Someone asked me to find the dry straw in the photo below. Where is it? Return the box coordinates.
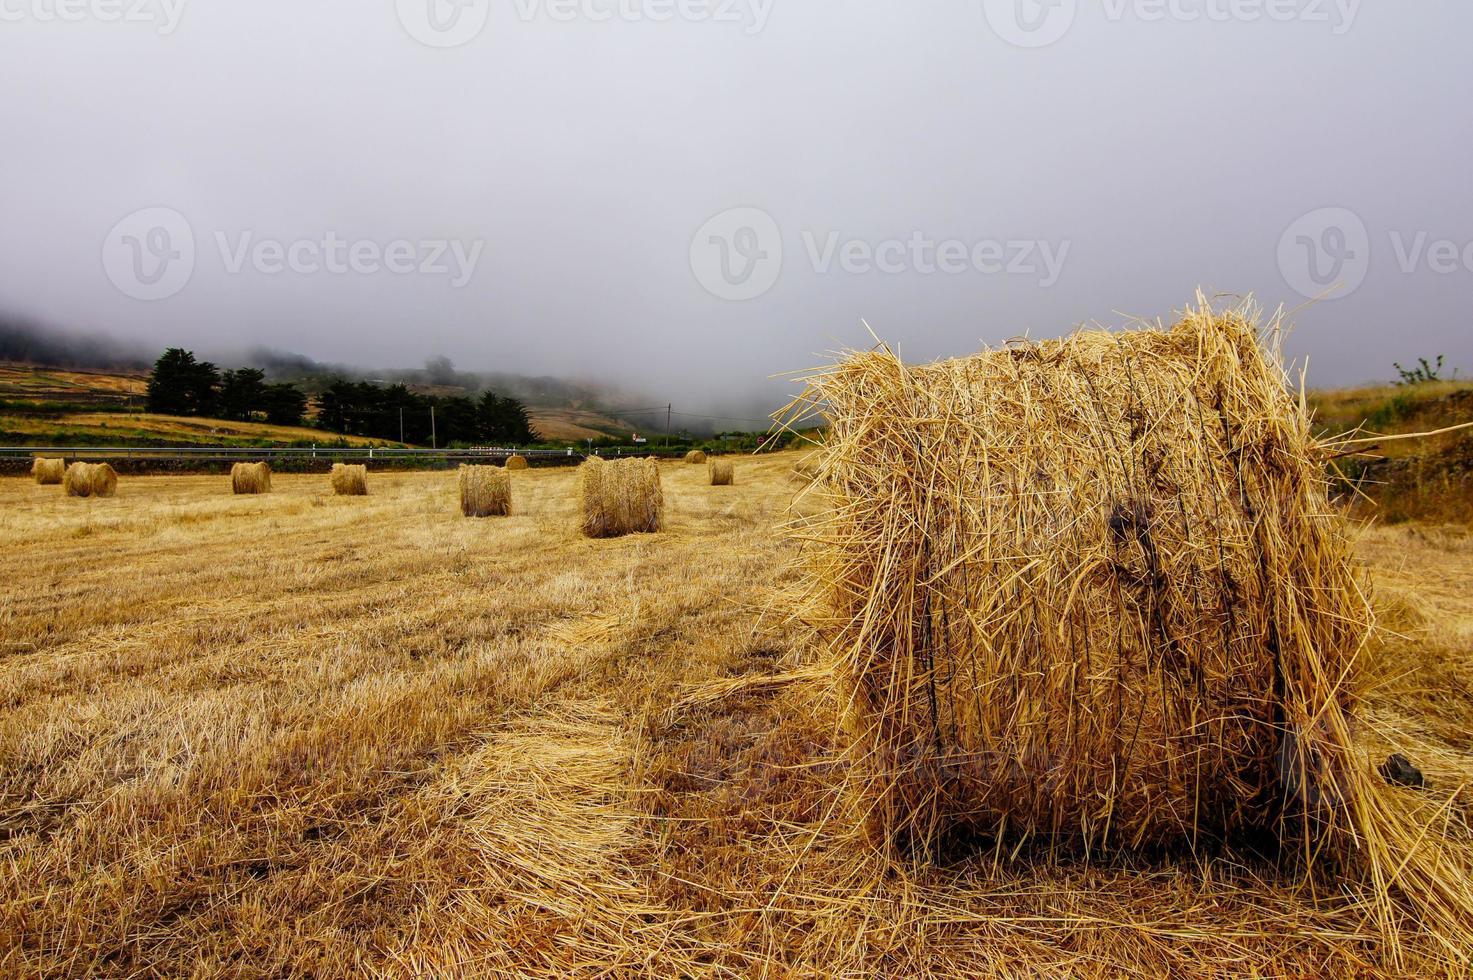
[459,464,511,517]
[579,456,663,537]
[505,455,530,471]
[231,461,272,495]
[31,457,65,485]
[62,462,117,498]
[684,449,707,464]
[708,458,734,486]
[330,463,368,496]
[782,294,1473,960]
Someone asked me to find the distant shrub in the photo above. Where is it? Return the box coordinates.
[1395,355,1455,386]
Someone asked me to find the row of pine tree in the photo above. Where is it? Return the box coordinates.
[145,348,538,446]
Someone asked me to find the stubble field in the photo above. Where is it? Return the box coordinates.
[2,455,1471,977]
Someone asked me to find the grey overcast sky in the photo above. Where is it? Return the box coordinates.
[0,1,1469,414]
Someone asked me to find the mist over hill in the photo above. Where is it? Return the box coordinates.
[0,315,154,372]
[0,315,775,436]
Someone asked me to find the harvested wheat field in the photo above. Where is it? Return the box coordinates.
[2,454,1472,976]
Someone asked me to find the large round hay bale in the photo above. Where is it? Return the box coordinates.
[63,462,117,498]
[459,464,511,517]
[31,457,65,485]
[579,456,662,538]
[792,300,1375,858]
[330,463,368,496]
[708,458,734,486]
[231,461,272,494]
[63,462,94,497]
[505,455,530,471]
[90,463,118,497]
[684,449,707,464]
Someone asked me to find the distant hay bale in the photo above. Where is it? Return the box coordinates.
[579,456,662,538]
[787,295,1473,943]
[708,458,734,486]
[459,464,511,517]
[684,450,707,464]
[330,463,368,496]
[231,461,272,495]
[31,457,65,485]
[505,455,530,471]
[63,462,117,498]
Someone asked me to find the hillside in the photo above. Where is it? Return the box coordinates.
[0,362,638,446]
[0,411,398,449]
[1307,379,1473,523]
[0,362,147,409]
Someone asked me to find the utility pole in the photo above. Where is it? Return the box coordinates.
[665,403,671,447]
[399,407,404,445]
[430,405,437,449]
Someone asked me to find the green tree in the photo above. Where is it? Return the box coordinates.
[262,383,307,427]
[146,348,219,416]
[476,391,538,445]
[218,368,268,421]
[435,396,480,446]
